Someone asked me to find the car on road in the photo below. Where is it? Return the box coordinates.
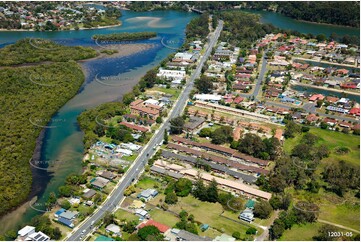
[81,229,86,234]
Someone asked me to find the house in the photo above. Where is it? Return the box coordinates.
[184,116,205,131]
[306,114,319,124]
[233,96,244,104]
[339,121,352,129]
[138,220,170,233]
[54,208,66,218]
[134,209,149,218]
[18,226,36,240]
[174,229,212,241]
[130,99,161,120]
[91,177,110,189]
[157,68,186,80]
[309,94,325,102]
[326,96,339,103]
[340,82,358,89]
[25,231,50,241]
[121,143,142,151]
[214,234,236,241]
[100,170,116,180]
[350,107,360,116]
[239,208,254,223]
[323,117,337,126]
[83,189,96,199]
[68,197,81,206]
[106,224,121,236]
[59,210,78,220]
[119,122,149,133]
[58,217,74,228]
[194,94,222,102]
[173,52,195,63]
[137,189,158,201]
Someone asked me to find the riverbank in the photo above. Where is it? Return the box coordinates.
[291,82,359,96]
[0,22,122,32]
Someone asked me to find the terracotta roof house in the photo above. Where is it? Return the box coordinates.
[309,94,325,102]
[306,114,318,123]
[349,107,360,116]
[138,220,170,233]
[326,96,339,103]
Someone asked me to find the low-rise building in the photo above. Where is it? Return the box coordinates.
[137,189,158,201]
[239,208,254,223]
[106,224,121,236]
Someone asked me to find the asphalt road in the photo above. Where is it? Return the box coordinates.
[66,20,223,241]
[233,50,268,100]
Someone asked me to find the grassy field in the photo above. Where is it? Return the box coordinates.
[286,187,360,232]
[135,176,161,190]
[148,208,180,227]
[114,208,138,222]
[284,127,360,166]
[150,87,182,100]
[280,222,323,241]
[167,195,256,237]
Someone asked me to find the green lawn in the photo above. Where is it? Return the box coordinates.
[151,87,181,100]
[148,208,180,227]
[284,127,360,166]
[122,154,138,162]
[136,176,161,190]
[286,187,360,231]
[114,208,139,222]
[167,195,256,237]
[280,222,323,241]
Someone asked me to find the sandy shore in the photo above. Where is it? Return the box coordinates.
[80,43,155,63]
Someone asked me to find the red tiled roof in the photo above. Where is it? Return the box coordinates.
[171,136,269,167]
[130,99,144,107]
[131,105,159,115]
[138,220,170,233]
[350,107,360,116]
[119,122,149,132]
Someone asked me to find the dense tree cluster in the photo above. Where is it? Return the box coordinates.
[233,133,281,160]
[0,39,97,66]
[78,102,127,149]
[270,204,318,240]
[0,59,88,216]
[192,178,219,203]
[164,178,193,204]
[322,160,360,197]
[185,13,210,40]
[217,11,278,48]
[92,32,157,41]
[175,210,198,235]
[194,75,215,94]
[137,225,164,241]
[169,116,185,134]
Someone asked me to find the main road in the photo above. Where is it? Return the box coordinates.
[66,20,223,241]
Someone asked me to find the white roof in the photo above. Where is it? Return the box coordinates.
[106,224,121,234]
[194,94,222,101]
[18,226,35,237]
[26,231,50,241]
[121,143,142,151]
[115,148,133,156]
[174,52,193,60]
[135,209,148,216]
[144,99,159,105]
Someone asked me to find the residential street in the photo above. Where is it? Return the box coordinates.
[66,20,224,241]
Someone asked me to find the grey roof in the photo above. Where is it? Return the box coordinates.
[59,210,78,220]
[91,177,109,188]
[83,189,96,199]
[184,116,205,130]
[161,150,256,184]
[138,189,158,198]
[100,170,116,180]
[150,165,183,179]
[177,230,212,241]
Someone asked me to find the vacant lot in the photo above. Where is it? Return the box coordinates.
[284,127,360,166]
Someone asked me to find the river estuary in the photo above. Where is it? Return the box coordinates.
[0,8,359,234]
